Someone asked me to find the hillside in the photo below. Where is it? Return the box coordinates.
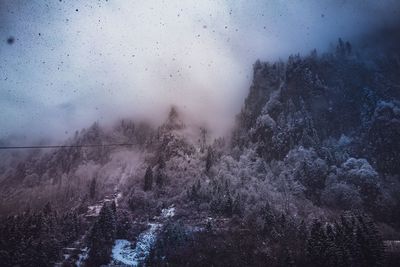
[0,39,399,266]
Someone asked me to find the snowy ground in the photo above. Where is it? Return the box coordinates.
[86,191,123,218]
[161,206,175,218]
[110,205,176,266]
[111,223,161,266]
[75,247,88,267]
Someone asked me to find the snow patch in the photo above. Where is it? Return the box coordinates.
[115,192,123,207]
[86,204,102,217]
[111,223,161,266]
[161,206,175,218]
[112,240,137,266]
[76,247,88,267]
[86,191,123,217]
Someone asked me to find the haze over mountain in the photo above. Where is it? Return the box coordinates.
[1,0,399,140]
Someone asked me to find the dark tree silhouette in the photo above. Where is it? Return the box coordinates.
[89,177,97,199]
[205,146,213,172]
[144,166,153,191]
[86,203,116,267]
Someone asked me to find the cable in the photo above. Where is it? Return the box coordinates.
[0,143,135,150]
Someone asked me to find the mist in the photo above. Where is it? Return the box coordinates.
[1,0,399,142]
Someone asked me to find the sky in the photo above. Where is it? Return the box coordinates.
[0,0,399,142]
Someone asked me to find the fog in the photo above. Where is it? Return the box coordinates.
[0,0,399,142]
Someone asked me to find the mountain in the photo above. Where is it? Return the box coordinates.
[0,37,399,266]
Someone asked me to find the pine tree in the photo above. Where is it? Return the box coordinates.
[89,177,96,199]
[298,220,308,241]
[278,246,296,267]
[232,194,242,216]
[110,201,117,213]
[143,166,153,191]
[356,215,385,267]
[224,189,233,217]
[155,169,164,188]
[205,146,213,172]
[116,210,131,239]
[0,250,11,267]
[262,202,275,235]
[86,203,116,267]
[199,127,208,153]
[306,219,329,267]
[43,202,52,216]
[158,155,166,169]
[155,156,166,188]
[333,218,352,267]
[325,224,340,267]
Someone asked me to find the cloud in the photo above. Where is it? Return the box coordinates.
[0,0,399,141]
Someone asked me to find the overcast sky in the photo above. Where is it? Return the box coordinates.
[0,0,399,141]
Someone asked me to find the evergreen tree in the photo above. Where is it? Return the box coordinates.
[116,210,131,239]
[143,166,153,191]
[333,217,353,267]
[155,169,164,188]
[155,156,166,188]
[305,213,386,267]
[89,177,96,199]
[86,203,116,267]
[158,154,166,169]
[262,202,275,235]
[278,246,296,267]
[0,204,82,267]
[43,202,52,216]
[306,219,329,267]
[224,189,233,217]
[232,194,242,216]
[298,220,308,241]
[205,146,213,172]
[356,215,385,267]
[110,200,117,213]
[199,127,208,153]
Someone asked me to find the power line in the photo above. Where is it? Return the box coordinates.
[0,143,135,150]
